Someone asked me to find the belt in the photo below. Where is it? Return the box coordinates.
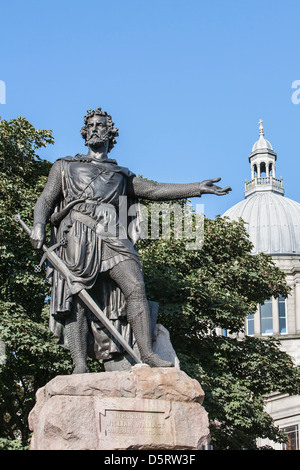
[71,210,117,238]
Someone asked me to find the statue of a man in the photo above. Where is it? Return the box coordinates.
[30,107,231,373]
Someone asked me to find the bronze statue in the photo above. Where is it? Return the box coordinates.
[30,107,231,373]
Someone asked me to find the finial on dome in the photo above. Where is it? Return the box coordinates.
[259,119,264,136]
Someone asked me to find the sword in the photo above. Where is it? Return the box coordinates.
[14,214,142,365]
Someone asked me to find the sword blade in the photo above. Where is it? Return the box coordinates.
[78,289,141,363]
[14,214,141,364]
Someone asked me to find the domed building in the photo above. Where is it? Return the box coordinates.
[223,120,300,450]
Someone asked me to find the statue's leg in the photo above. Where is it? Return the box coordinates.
[65,296,89,374]
[108,260,173,368]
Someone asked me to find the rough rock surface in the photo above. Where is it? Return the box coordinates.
[29,365,210,450]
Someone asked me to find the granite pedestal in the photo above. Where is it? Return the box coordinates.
[29,365,210,450]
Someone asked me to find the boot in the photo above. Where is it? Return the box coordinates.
[127,301,173,368]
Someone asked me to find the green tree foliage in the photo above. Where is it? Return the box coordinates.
[0,117,299,449]
[0,117,73,449]
[137,207,300,449]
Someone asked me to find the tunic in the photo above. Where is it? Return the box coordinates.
[35,153,202,360]
[47,155,143,360]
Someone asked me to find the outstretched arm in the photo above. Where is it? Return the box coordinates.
[30,160,63,249]
[126,176,231,201]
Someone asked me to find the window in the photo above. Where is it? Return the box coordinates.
[260,162,266,176]
[248,297,287,336]
[278,295,287,334]
[282,425,299,450]
[269,162,273,176]
[260,298,273,334]
[247,314,255,336]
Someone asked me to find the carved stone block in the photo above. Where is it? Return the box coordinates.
[28,365,210,450]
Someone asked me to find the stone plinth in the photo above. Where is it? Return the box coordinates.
[28,365,210,450]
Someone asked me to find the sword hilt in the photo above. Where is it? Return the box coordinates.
[14,214,32,237]
[15,214,48,253]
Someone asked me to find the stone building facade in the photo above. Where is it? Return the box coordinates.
[223,120,300,450]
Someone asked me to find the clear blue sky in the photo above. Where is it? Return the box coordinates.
[1,0,300,218]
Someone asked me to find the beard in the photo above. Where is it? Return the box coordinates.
[85,132,109,148]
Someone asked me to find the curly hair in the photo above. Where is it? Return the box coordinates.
[80,107,119,153]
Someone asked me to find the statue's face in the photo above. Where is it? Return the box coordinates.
[85,115,108,148]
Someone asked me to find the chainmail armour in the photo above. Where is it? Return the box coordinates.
[34,159,202,224]
[33,155,202,371]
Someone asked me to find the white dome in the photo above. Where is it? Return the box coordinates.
[252,135,273,152]
[223,192,300,255]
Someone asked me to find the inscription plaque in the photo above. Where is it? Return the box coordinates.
[100,410,166,437]
[94,397,172,449]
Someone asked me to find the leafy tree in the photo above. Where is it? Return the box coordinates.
[137,208,300,449]
[0,116,299,450]
[0,117,74,449]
